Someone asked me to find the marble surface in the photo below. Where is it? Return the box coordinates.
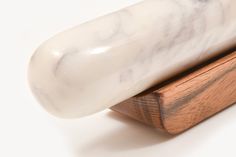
[29,0,236,118]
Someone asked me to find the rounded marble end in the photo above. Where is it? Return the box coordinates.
[28,0,236,118]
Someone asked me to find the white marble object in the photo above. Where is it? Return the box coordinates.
[28,0,236,118]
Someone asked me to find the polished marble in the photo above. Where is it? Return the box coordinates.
[29,0,236,118]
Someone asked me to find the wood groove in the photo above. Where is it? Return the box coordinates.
[111,50,236,134]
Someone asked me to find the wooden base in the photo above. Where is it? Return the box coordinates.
[111,49,236,135]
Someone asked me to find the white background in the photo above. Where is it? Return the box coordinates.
[0,0,236,156]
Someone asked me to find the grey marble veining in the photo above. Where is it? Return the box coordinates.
[29,0,236,118]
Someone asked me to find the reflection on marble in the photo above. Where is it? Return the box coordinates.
[28,0,236,118]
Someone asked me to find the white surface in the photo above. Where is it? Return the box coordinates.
[0,0,236,157]
[28,0,236,118]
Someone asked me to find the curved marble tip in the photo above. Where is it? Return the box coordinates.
[28,0,236,118]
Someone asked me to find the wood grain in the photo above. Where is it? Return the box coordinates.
[111,50,236,135]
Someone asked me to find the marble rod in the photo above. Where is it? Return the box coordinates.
[29,0,236,118]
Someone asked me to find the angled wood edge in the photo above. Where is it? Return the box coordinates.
[111,94,164,130]
[111,50,236,135]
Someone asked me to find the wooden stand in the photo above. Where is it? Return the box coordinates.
[111,49,236,135]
